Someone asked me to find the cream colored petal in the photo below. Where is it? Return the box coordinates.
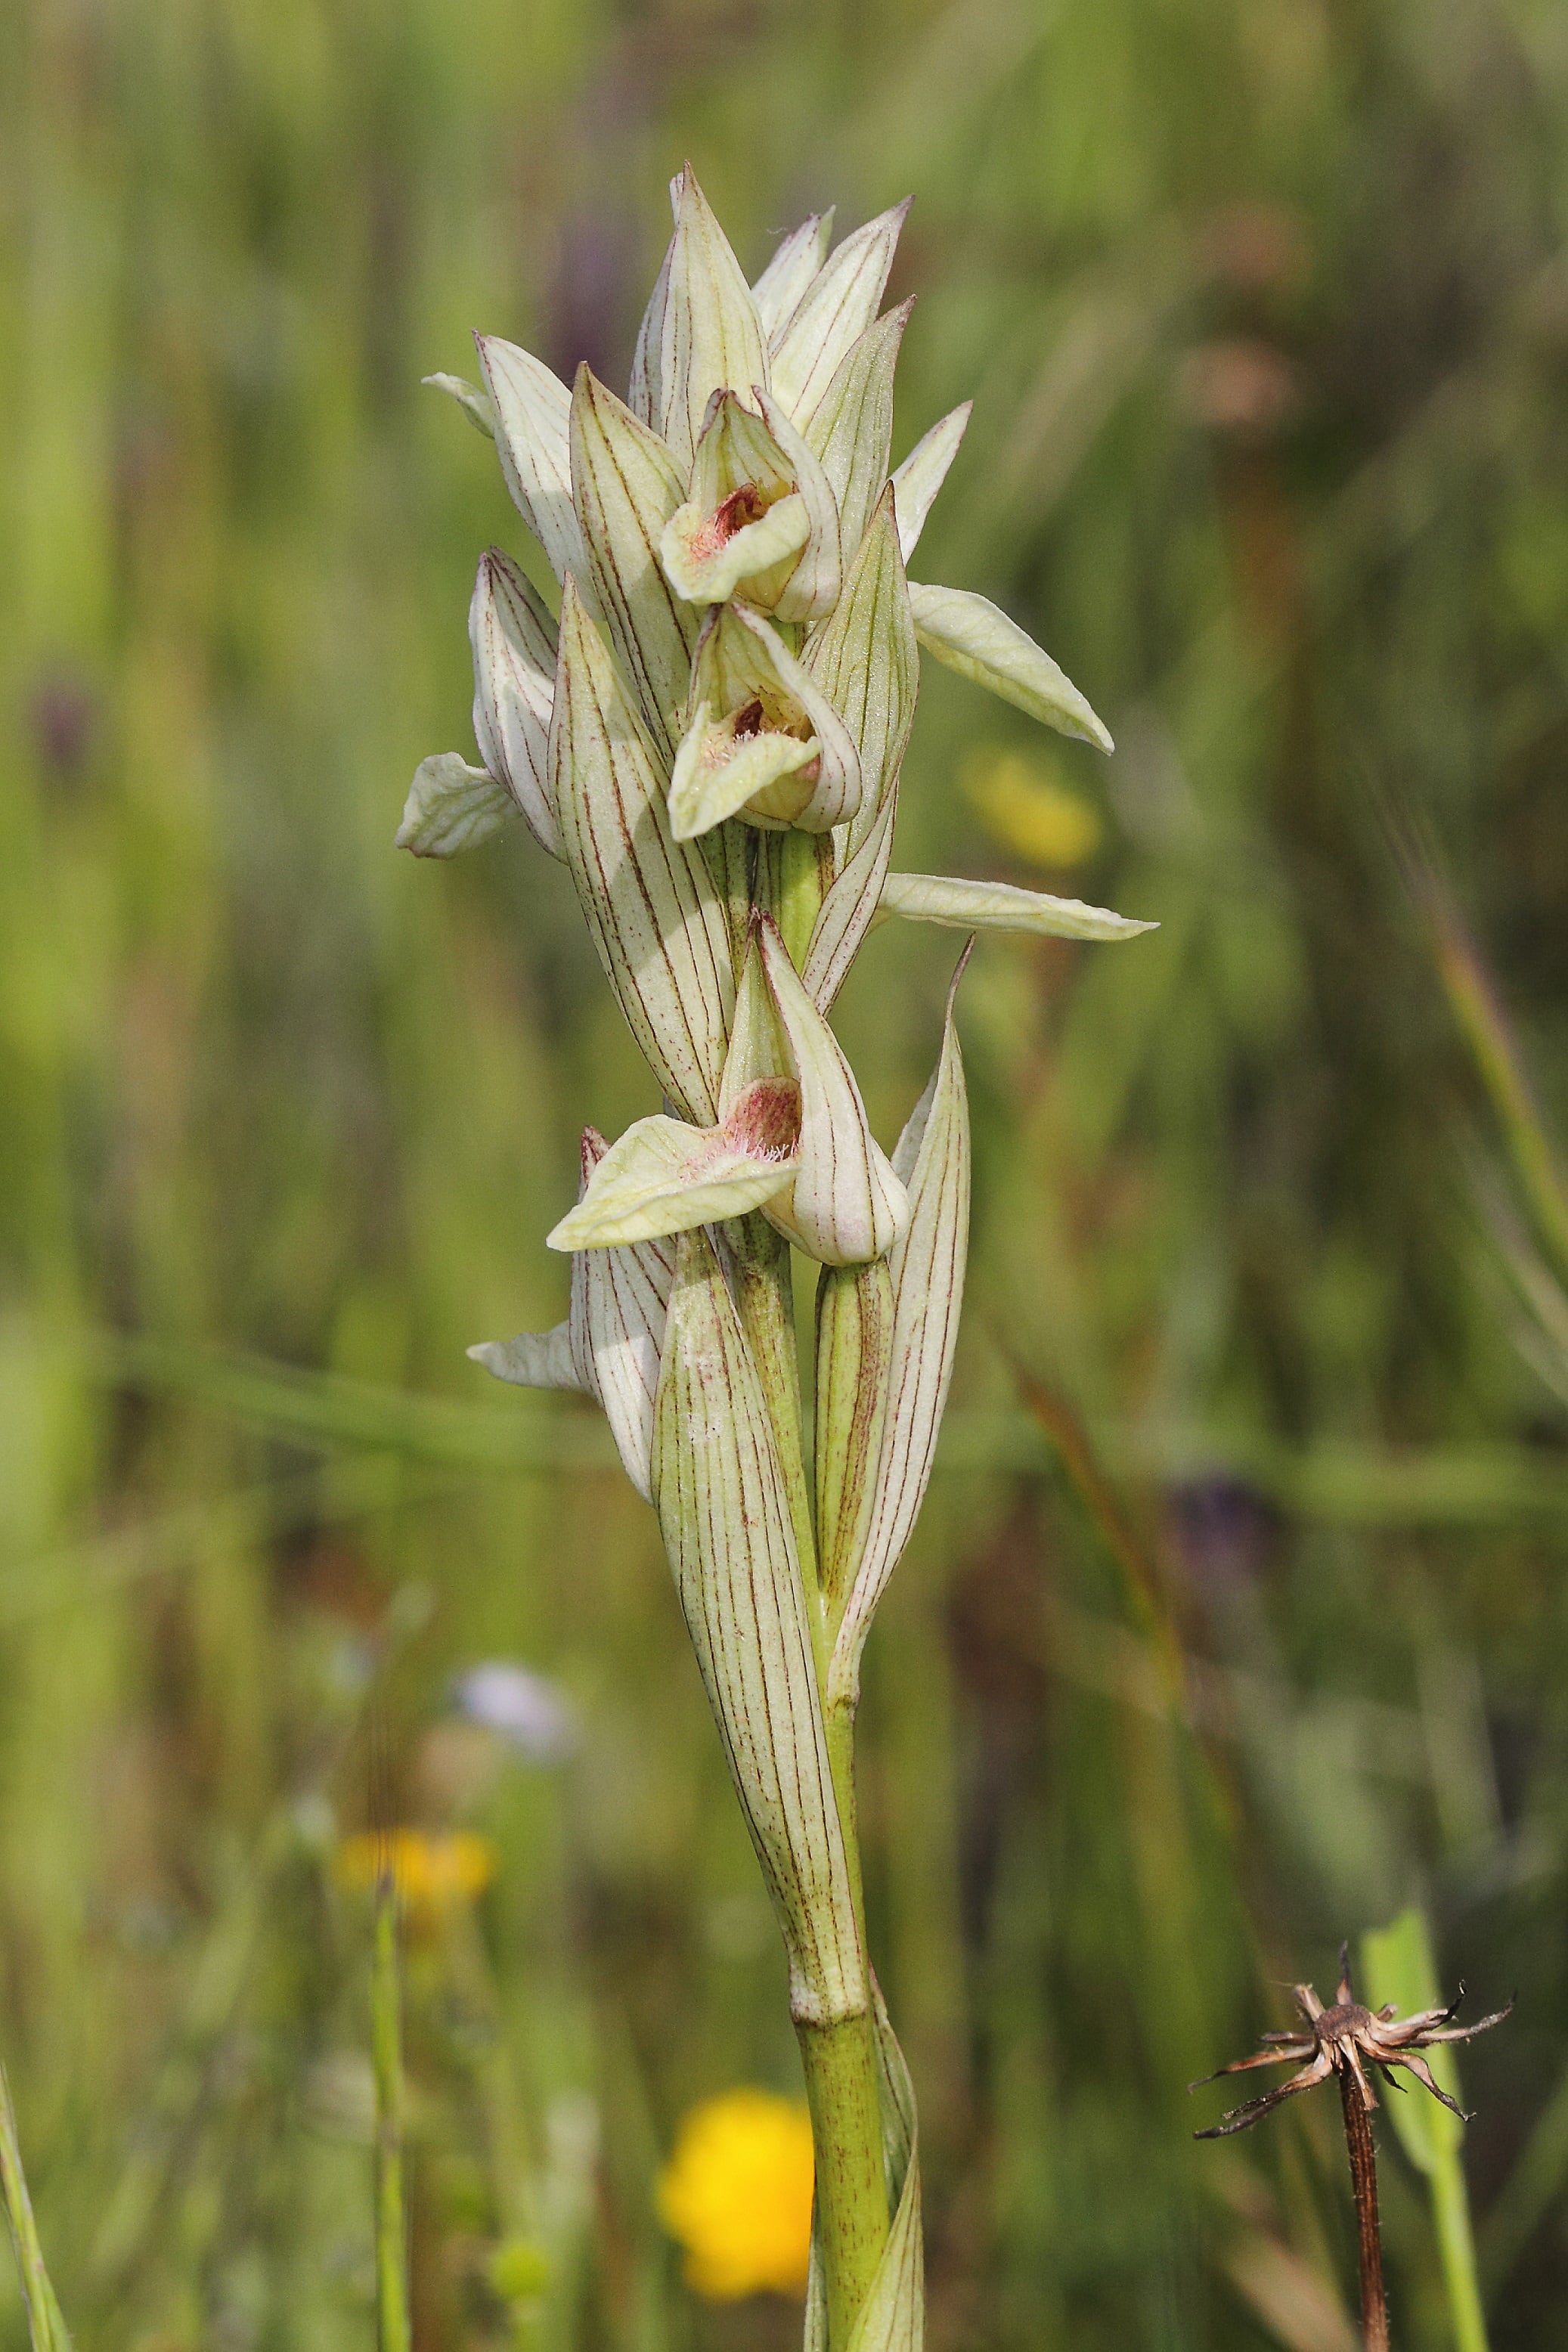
[803,487,918,815]
[469,550,558,857]
[751,210,833,340]
[659,491,810,606]
[628,233,673,426]
[422,370,496,438]
[891,401,971,562]
[668,702,823,841]
[829,957,970,1709]
[657,166,770,472]
[804,299,911,572]
[581,1228,676,1501]
[723,919,909,1266]
[549,582,734,1123]
[395,754,514,857]
[878,871,1155,941]
[769,198,911,425]
[908,582,1114,751]
[801,782,900,1012]
[712,602,863,831]
[547,1083,800,1249]
[475,335,589,591]
[569,365,697,750]
[753,391,842,624]
[652,1227,867,2025]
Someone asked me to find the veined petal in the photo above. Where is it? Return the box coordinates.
[550,581,734,1123]
[547,1080,801,1248]
[658,166,770,473]
[469,550,558,857]
[423,370,496,438]
[628,233,673,426]
[471,1130,675,1500]
[581,1225,676,1500]
[879,871,1156,941]
[908,582,1114,751]
[652,1228,866,2025]
[803,487,918,816]
[801,782,900,1012]
[804,299,911,573]
[769,198,911,426]
[475,335,588,591]
[828,955,969,1708]
[891,401,970,562]
[683,603,862,834]
[668,701,823,841]
[569,365,697,749]
[723,917,909,1266]
[660,488,810,606]
[663,389,840,620]
[751,210,833,341]
[753,390,841,623]
[395,754,514,857]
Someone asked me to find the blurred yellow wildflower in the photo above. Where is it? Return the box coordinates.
[963,744,1102,870]
[333,1827,497,1923]
[657,2087,814,2300]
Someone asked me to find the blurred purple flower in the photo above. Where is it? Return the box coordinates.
[451,1660,578,1762]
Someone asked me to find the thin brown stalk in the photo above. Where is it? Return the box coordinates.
[1339,2072,1389,2352]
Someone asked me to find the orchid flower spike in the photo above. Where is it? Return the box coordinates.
[411,167,1157,2352]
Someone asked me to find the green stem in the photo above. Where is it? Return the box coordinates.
[371,1880,413,2352]
[795,2011,888,2348]
[0,2062,72,2352]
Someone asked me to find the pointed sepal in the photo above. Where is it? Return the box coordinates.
[769,200,911,426]
[804,299,911,575]
[655,166,770,473]
[878,872,1155,941]
[475,335,588,591]
[828,953,971,1708]
[722,917,909,1266]
[891,402,970,561]
[801,784,901,1013]
[549,581,734,1123]
[469,550,558,856]
[804,486,918,817]
[908,583,1113,751]
[569,364,697,749]
[651,1228,867,2024]
[752,211,834,341]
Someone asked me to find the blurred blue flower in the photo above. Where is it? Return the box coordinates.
[451,1660,578,1762]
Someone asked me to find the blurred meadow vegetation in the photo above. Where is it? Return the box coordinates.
[4,0,1568,2345]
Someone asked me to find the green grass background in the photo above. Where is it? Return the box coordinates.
[3,0,1568,2344]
